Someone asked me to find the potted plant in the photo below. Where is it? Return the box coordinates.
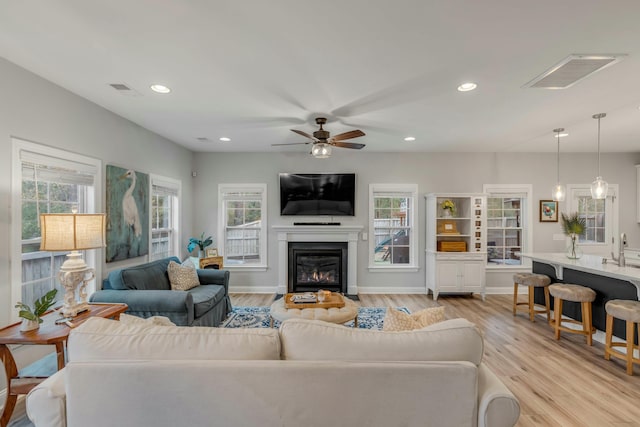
[441,199,456,217]
[187,233,213,258]
[15,289,58,331]
[561,212,586,259]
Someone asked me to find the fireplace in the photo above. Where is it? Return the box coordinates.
[288,242,348,293]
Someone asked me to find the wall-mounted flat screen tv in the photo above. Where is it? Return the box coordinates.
[280,173,355,216]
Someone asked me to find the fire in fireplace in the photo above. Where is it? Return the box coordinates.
[288,242,348,293]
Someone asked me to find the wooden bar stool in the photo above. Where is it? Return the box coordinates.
[548,283,596,345]
[604,299,640,375]
[512,273,552,323]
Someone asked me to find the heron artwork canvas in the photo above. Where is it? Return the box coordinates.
[106,165,149,262]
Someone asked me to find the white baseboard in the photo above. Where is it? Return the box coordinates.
[485,286,515,295]
[229,286,278,294]
[357,286,426,294]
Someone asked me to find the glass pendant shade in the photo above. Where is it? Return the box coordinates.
[591,113,608,200]
[311,143,331,158]
[552,128,565,201]
[553,183,566,202]
[591,176,608,199]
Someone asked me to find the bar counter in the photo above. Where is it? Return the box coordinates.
[521,253,640,341]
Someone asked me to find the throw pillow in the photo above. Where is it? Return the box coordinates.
[119,313,176,326]
[383,306,445,331]
[167,260,200,291]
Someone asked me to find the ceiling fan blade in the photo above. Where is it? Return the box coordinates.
[331,129,365,141]
[291,129,316,140]
[331,141,366,149]
[272,142,312,146]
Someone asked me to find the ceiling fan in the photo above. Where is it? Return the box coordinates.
[272,117,365,158]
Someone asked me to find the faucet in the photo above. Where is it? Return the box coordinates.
[611,232,627,267]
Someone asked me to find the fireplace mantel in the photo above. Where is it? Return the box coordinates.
[273,225,363,295]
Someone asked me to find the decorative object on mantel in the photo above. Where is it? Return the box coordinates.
[552,128,566,202]
[15,289,58,331]
[561,212,586,259]
[40,210,106,316]
[539,200,558,222]
[187,232,213,258]
[441,199,456,217]
[590,113,608,200]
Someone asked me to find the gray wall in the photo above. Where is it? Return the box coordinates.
[0,58,195,326]
[193,151,640,291]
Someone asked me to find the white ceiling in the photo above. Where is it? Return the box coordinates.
[1,1,639,154]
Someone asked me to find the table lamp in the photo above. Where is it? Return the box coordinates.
[40,211,106,317]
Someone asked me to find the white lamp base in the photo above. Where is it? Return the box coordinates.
[58,252,95,317]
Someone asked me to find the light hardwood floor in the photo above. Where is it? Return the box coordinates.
[231,293,640,427]
[8,293,640,427]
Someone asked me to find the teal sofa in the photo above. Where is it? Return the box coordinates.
[90,257,232,326]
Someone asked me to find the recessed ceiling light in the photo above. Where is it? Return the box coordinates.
[404,136,416,141]
[150,84,171,94]
[219,137,231,142]
[457,82,477,92]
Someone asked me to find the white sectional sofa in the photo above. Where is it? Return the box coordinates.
[27,317,520,427]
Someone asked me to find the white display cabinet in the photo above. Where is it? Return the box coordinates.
[425,193,487,300]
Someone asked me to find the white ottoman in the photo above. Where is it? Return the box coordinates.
[269,297,359,327]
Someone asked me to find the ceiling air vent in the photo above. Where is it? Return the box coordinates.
[196,137,210,142]
[522,54,626,89]
[108,83,142,96]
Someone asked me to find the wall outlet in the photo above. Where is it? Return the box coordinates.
[553,234,566,241]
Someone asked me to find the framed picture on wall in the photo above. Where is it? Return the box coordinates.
[539,200,558,222]
[206,248,218,257]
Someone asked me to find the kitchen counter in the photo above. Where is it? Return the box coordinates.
[521,253,639,341]
[520,253,640,298]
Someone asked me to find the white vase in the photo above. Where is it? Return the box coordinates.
[20,318,40,332]
[443,209,452,218]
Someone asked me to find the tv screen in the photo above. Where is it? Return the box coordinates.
[280,173,355,216]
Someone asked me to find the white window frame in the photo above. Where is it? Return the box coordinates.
[368,183,419,271]
[483,184,533,270]
[11,138,102,322]
[150,174,181,261]
[565,184,619,255]
[217,183,267,271]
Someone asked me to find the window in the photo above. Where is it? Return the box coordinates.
[218,184,267,269]
[11,138,101,320]
[368,184,418,270]
[483,184,533,268]
[566,185,618,251]
[150,175,181,260]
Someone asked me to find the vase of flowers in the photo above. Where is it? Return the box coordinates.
[15,289,58,332]
[187,233,213,258]
[441,199,456,218]
[561,212,585,259]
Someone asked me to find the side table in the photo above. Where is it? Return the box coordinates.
[199,256,224,270]
[0,302,127,427]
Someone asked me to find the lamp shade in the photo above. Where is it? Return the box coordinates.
[40,213,106,251]
[311,143,332,158]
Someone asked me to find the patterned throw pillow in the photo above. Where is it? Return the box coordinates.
[167,260,200,291]
[383,306,445,331]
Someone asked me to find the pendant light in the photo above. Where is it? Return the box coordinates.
[552,128,566,201]
[590,113,608,199]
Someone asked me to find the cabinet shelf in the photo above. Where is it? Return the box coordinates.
[426,193,487,302]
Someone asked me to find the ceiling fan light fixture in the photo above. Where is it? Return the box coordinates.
[311,143,331,159]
